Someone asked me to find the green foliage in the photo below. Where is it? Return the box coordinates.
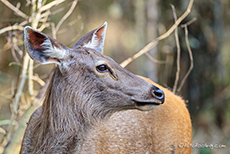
[199,148,212,154]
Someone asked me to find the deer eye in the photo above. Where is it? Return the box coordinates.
[96,64,109,72]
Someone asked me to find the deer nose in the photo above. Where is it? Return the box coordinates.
[152,87,165,104]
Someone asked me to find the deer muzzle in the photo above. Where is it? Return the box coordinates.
[131,86,165,111]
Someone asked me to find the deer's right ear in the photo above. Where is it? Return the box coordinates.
[72,22,107,54]
[24,26,67,65]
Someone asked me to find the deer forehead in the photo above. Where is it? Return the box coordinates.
[71,48,111,65]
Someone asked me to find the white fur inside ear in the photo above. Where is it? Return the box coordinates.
[84,34,100,49]
[83,22,107,53]
[41,39,66,59]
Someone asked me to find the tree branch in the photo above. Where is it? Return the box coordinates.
[177,18,196,92]
[171,4,181,94]
[0,24,24,35]
[145,52,167,64]
[53,0,78,38]
[120,0,194,68]
[0,0,28,19]
[39,0,65,12]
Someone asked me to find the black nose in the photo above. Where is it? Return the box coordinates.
[152,87,165,104]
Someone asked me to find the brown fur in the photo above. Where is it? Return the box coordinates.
[21,75,192,154]
[21,25,192,154]
[80,76,192,154]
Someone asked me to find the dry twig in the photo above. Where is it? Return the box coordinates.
[0,0,28,19]
[145,52,167,64]
[32,75,46,86]
[171,4,181,94]
[120,0,194,68]
[177,18,196,92]
[0,24,24,35]
[53,0,78,38]
[39,0,65,12]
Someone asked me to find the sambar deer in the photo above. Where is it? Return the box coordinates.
[20,22,192,154]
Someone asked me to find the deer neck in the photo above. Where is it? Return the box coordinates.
[37,68,90,152]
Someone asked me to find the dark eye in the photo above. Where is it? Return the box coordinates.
[96,64,108,72]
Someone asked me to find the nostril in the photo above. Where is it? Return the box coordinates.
[152,89,165,104]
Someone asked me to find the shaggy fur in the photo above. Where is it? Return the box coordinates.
[20,24,191,154]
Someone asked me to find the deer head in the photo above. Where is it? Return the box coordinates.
[24,22,164,123]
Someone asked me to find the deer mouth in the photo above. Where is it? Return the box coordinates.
[132,99,162,111]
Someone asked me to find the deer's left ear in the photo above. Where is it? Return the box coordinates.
[73,22,107,54]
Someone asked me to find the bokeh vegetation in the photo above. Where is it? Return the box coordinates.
[0,0,229,153]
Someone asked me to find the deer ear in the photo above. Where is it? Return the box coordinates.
[24,26,67,65]
[73,22,107,54]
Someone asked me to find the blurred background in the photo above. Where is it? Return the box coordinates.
[0,0,229,153]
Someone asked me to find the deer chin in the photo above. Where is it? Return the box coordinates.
[131,99,162,111]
